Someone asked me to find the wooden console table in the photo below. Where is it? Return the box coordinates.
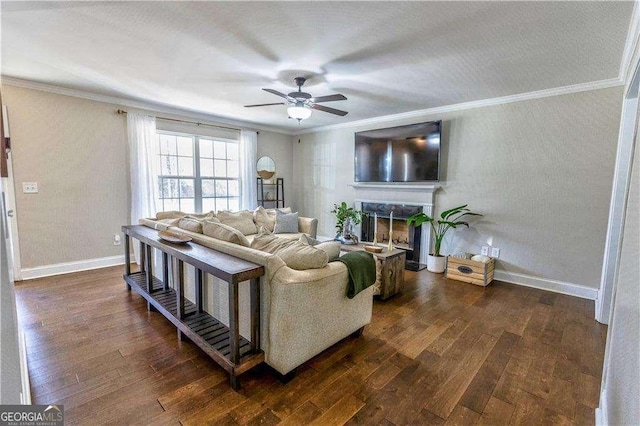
[339,243,406,300]
[121,225,265,390]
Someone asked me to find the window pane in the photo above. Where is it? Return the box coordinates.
[159,178,167,198]
[227,160,239,178]
[202,179,215,197]
[200,159,214,177]
[180,179,194,197]
[227,143,239,160]
[200,139,213,158]
[163,198,180,211]
[161,156,178,176]
[215,180,228,196]
[214,141,226,159]
[177,136,193,157]
[216,198,229,212]
[160,135,177,155]
[165,178,179,198]
[178,157,194,176]
[214,160,227,177]
[228,198,240,212]
[180,198,195,213]
[228,180,240,196]
[202,198,215,212]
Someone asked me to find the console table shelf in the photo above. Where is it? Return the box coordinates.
[121,225,265,390]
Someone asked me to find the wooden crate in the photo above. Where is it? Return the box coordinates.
[445,256,495,287]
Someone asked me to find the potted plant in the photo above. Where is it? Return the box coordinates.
[407,204,482,273]
[331,202,367,244]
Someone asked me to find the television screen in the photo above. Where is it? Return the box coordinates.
[354,121,441,182]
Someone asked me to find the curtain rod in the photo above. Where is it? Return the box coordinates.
[116,109,256,133]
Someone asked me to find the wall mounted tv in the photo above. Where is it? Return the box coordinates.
[354,120,442,182]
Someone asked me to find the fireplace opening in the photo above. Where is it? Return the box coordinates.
[360,202,427,271]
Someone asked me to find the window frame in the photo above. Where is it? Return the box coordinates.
[156,130,241,213]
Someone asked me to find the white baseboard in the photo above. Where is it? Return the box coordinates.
[493,269,598,300]
[20,255,126,280]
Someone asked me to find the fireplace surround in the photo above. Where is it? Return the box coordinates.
[352,183,439,270]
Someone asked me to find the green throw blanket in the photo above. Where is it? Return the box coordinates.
[334,251,376,299]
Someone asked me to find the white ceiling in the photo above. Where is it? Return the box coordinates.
[1,1,634,131]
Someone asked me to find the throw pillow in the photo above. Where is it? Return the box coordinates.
[253,206,275,232]
[217,210,258,235]
[203,220,250,247]
[189,211,216,221]
[298,234,320,246]
[177,217,204,233]
[265,207,292,217]
[156,211,187,220]
[251,233,328,270]
[273,210,299,234]
[298,235,341,261]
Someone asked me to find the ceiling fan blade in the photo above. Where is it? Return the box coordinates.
[312,94,347,103]
[244,102,285,108]
[262,88,290,99]
[312,104,348,116]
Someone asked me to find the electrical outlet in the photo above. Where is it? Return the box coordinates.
[481,246,489,256]
[22,182,38,194]
[113,234,121,246]
[491,247,500,258]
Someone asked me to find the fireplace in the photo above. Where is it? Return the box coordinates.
[352,183,438,270]
[359,202,427,271]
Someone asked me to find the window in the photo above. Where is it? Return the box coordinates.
[157,131,240,213]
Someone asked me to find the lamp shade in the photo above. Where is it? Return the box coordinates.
[287,104,312,120]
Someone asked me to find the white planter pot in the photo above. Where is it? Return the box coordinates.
[427,255,446,273]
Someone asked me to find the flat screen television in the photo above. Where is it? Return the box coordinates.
[354,120,441,182]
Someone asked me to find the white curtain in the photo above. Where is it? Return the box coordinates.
[127,113,158,261]
[239,130,258,210]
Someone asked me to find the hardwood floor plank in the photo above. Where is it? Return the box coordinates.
[477,396,514,425]
[444,404,481,425]
[459,331,519,414]
[14,266,606,425]
[308,394,365,426]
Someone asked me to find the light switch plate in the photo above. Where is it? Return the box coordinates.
[491,247,500,258]
[22,182,38,194]
[481,246,489,256]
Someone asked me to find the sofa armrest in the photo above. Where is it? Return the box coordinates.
[298,217,318,239]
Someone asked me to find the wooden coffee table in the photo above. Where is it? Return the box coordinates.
[339,243,406,300]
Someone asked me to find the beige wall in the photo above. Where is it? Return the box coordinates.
[4,85,129,269]
[292,87,623,289]
[257,130,294,209]
[2,85,292,270]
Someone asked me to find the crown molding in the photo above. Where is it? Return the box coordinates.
[294,77,624,135]
[1,74,624,138]
[0,76,293,135]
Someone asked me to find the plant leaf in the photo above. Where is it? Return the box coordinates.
[440,204,468,220]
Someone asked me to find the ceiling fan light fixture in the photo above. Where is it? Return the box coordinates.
[287,103,312,121]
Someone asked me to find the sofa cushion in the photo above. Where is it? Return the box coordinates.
[251,233,328,270]
[203,220,250,247]
[274,210,299,234]
[299,234,341,262]
[156,210,187,220]
[217,210,258,235]
[253,206,275,232]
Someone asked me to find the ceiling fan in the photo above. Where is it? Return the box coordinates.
[244,77,348,122]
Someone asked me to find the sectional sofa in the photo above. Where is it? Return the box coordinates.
[139,207,374,375]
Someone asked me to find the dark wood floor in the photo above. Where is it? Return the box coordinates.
[15,265,606,425]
